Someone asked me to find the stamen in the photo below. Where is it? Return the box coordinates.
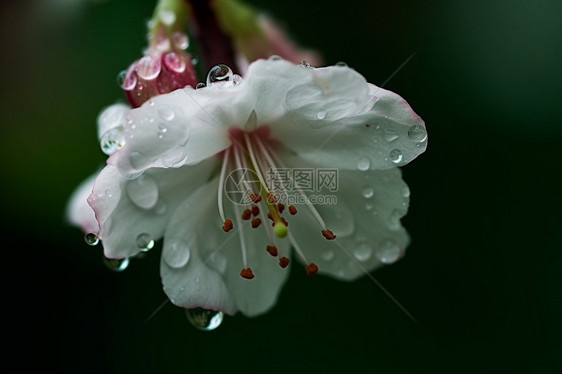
[289,205,297,215]
[278,203,285,213]
[240,268,255,279]
[267,212,273,221]
[217,147,231,224]
[251,218,262,228]
[222,219,233,232]
[251,205,260,216]
[305,263,319,276]
[266,245,278,257]
[267,193,277,204]
[241,209,252,220]
[321,229,337,240]
[250,193,262,203]
[243,133,270,194]
[279,257,290,268]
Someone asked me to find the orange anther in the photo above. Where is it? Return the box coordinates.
[267,193,277,204]
[321,229,336,240]
[305,262,319,275]
[267,212,273,221]
[278,203,285,213]
[222,219,233,232]
[288,205,297,215]
[250,193,262,203]
[252,205,260,216]
[266,245,278,257]
[279,257,290,268]
[281,217,288,227]
[241,209,252,220]
[240,268,255,279]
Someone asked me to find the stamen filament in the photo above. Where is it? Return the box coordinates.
[217,147,231,223]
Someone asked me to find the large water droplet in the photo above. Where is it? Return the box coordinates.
[119,69,137,90]
[185,308,223,331]
[84,233,99,246]
[357,158,370,171]
[389,149,403,164]
[103,256,129,272]
[362,185,374,198]
[100,127,126,155]
[171,31,189,50]
[157,105,175,121]
[136,233,155,252]
[126,175,159,209]
[377,239,401,264]
[136,56,161,80]
[353,242,373,262]
[163,238,190,268]
[408,124,427,143]
[206,64,233,85]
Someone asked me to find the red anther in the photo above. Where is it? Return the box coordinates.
[278,203,285,213]
[305,262,319,275]
[222,219,233,232]
[281,217,288,227]
[267,212,273,221]
[251,218,262,228]
[288,205,297,215]
[266,245,278,257]
[241,209,252,220]
[252,205,260,216]
[267,193,277,204]
[250,193,262,203]
[279,257,290,268]
[321,229,336,240]
[240,268,255,279]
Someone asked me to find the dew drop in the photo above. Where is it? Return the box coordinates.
[300,60,312,68]
[356,158,370,171]
[362,185,374,198]
[401,186,410,198]
[126,175,159,209]
[157,125,168,139]
[136,233,155,252]
[389,149,403,164]
[116,70,127,88]
[171,31,189,50]
[157,104,175,121]
[383,129,399,142]
[335,61,348,67]
[120,69,137,90]
[159,9,176,25]
[232,74,243,85]
[163,238,190,268]
[103,256,129,272]
[196,82,206,89]
[317,111,327,120]
[105,189,113,198]
[206,64,233,85]
[268,55,282,61]
[100,127,126,155]
[387,209,402,231]
[377,239,401,264]
[163,51,186,73]
[136,56,161,80]
[84,233,99,246]
[353,242,373,262]
[185,308,223,331]
[408,124,427,142]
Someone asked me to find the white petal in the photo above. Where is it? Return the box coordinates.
[273,85,427,171]
[282,154,411,280]
[88,157,218,259]
[66,173,99,234]
[161,176,290,316]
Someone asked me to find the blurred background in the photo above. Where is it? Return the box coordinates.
[1,0,561,372]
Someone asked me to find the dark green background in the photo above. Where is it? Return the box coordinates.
[2,0,561,372]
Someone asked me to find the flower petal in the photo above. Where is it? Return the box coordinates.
[281,152,411,280]
[273,85,427,171]
[161,176,290,316]
[88,157,218,259]
[66,173,99,234]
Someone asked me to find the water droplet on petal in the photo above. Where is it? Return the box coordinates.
[353,242,373,262]
[84,233,99,246]
[317,111,327,120]
[377,239,401,264]
[103,256,129,272]
[401,186,410,198]
[120,69,137,90]
[383,129,399,142]
[362,185,374,198]
[300,60,312,68]
[232,74,243,85]
[126,175,159,209]
[157,124,168,139]
[136,233,155,251]
[268,55,282,61]
[206,64,233,85]
[100,127,126,155]
[163,51,186,73]
[163,238,190,268]
[389,149,403,164]
[116,70,127,88]
[335,61,348,67]
[171,31,189,50]
[408,124,427,142]
[157,104,175,121]
[387,209,402,231]
[196,82,206,89]
[357,158,370,171]
[185,308,223,331]
[159,9,176,25]
[136,56,161,80]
